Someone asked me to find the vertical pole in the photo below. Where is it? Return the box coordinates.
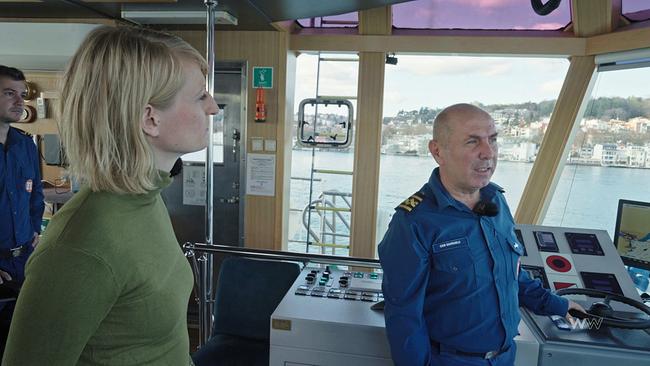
[200,0,217,347]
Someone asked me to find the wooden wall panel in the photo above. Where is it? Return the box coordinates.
[571,0,620,37]
[587,24,650,55]
[290,33,585,56]
[350,7,390,259]
[350,52,385,258]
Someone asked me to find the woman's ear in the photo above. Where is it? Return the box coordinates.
[141,104,160,137]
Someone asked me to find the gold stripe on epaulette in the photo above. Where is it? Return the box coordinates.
[397,193,423,212]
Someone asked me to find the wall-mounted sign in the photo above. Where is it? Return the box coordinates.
[252,67,273,89]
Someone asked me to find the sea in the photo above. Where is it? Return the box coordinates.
[288,149,650,254]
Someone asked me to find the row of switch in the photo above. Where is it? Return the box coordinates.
[304,268,381,288]
[295,285,383,302]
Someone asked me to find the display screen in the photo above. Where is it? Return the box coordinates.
[614,199,650,271]
[521,265,550,289]
[534,231,559,252]
[580,271,624,296]
[565,232,604,256]
[514,229,527,256]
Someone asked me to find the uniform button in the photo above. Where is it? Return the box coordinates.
[452,266,458,271]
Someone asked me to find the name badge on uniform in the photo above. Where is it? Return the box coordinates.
[25,179,33,193]
[432,237,468,253]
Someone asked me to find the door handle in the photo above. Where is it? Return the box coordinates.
[232,129,240,162]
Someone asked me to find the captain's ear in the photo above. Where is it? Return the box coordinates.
[141,104,161,137]
[429,139,443,165]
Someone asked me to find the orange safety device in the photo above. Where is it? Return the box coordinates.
[255,88,266,122]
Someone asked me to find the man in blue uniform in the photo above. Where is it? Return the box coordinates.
[378,104,584,366]
[0,65,44,353]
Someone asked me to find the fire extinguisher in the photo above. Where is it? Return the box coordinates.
[255,88,266,122]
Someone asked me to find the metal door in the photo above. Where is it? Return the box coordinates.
[162,61,246,246]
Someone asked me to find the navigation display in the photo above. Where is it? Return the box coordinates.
[614,199,650,271]
[580,271,624,296]
[565,232,604,256]
[534,231,559,252]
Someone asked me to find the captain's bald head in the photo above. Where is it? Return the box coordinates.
[433,103,493,146]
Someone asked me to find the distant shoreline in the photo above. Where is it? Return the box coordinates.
[291,147,650,169]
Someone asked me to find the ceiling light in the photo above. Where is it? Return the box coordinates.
[121,10,237,25]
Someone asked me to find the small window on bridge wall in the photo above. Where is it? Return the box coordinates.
[623,0,650,22]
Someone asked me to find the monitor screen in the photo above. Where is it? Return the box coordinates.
[565,232,604,256]
[614,199,650,271]
[534,231,559,252]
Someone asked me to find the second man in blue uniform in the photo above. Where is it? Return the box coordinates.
[378,103,584,366]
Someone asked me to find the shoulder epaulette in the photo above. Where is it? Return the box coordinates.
[489,182,505,193]
[396,191,424,213]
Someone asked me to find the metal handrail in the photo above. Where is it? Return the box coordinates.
[313,169,353,175]
[183,242,381,269]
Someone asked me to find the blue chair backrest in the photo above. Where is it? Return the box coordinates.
[212,257,300,340]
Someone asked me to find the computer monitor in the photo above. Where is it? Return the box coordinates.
[614,199,650,271]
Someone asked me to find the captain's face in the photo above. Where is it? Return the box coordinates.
[0,77,26,124]
[436,114,498,194]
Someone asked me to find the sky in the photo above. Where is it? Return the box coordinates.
[294,53,650,117]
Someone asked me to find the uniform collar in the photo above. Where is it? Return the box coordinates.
[426,167,504,211]
[4,126,22,148]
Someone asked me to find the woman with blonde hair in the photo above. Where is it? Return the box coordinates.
[3,26,218,365]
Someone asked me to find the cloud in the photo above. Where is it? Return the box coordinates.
[514,22,565,30]
[382,90,408,112]
[453,0,517,9]
[540,79,564,94]
[295,53,359,106]
[395,56,513,77]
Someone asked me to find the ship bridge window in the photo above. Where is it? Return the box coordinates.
[543,65,650,236]
[623,0,650,22]
[392,0,571,31]
[288,52,359,256]
[376,54,569,247]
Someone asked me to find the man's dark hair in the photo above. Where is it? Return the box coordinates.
[0,65,26,81]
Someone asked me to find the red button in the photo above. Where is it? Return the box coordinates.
[546,255,572,273]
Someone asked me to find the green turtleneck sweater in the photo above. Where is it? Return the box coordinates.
[3,172,193,366]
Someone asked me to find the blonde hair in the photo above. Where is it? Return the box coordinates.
[58,26,207,194]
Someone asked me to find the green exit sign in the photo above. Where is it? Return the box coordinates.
[252,67,273,89]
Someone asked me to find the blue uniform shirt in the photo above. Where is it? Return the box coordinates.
[378,168,568,366]
[0,127,44,278]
